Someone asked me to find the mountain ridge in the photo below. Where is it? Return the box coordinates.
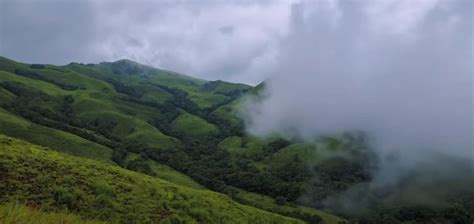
[0,56,345,224]
[1,55,470,224]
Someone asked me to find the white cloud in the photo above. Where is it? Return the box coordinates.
[243,0,473,164]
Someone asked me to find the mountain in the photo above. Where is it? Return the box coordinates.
[0,56,472,224]
[0,56,345,224]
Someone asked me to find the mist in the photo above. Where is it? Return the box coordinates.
[241,0,473,210]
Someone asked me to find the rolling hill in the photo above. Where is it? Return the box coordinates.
[0,56,471,223]
[0,56,346,223]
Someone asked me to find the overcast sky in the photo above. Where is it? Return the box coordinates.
[0,0,472,85]
[0,0,301,84]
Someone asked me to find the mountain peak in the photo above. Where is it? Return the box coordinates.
[99,58,153,75]
[112,58,141,65]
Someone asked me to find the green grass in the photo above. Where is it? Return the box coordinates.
[0,88,14,103]
[125,153,203,189]
[0,70,67,96]
[218,136,244,153]
[207,82,258,132]
[218,135,269,158]
[171,112,219,138]
[210,104,243,129]
[205,80,251,95]
[188,92,228,109]
[148,161,204,190]
[259,140,353,169]
[76,108,180,149]
[232,189,346,224]
[0,57,247,151]
[0,65,180,151]
[0,203,105,224]
[0,108,113,162]
[0,135,304,223]
[261,143,322,167]
[136,84,173,104]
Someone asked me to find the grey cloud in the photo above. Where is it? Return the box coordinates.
[0,0,101,65]
[219,25,234,35]
[0,0,294,83]
[242,0,473,184]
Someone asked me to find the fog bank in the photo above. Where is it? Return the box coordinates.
[242,0,473,182]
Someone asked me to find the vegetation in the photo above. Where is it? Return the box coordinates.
[0,56,471,223]
[0,203,105,224]
[0,135,304,223]
[229,188,346,224]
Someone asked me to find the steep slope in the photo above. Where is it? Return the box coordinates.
[0,107,113,161]
[0,135,304,223]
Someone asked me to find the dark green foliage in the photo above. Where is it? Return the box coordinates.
[257,138,292,159]
[267,138,291,153]
[13,68,78,90]
[111,150,127,166]
[0,81,49,100]
[52,185,80,210]
[30,64,46,69]
[61,95,75,116]
[157,85,203,116]
[142,139,311,203]
[106,78,144,98]
[0,82,121,150]
[444,202,473,224]
[273,155,311,183]
[201,80,248,97]
[200,80,221,92]
[126,154,155,176]
[306,156,372,208]
[283,211,323,224]
[206,112,245,137]
[315,157,371,189]
[350,202,474,224]
[109,59,146,75]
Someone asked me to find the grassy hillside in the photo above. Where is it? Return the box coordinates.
[0,108,113,162]
[171,112,219,139]
[0,135,304,223]
[2,56,466,223]
[124,152,203,189]
[0,56,371,223]
[0,203,105,224]
[230,189,346,224]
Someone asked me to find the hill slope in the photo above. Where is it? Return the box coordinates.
[0,203,105,224]
[0,56,471,223]
[0,134,304,223]
[0,56,353,223]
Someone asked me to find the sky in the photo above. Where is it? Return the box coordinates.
[0,0,300,84]
[1,0,471,85]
